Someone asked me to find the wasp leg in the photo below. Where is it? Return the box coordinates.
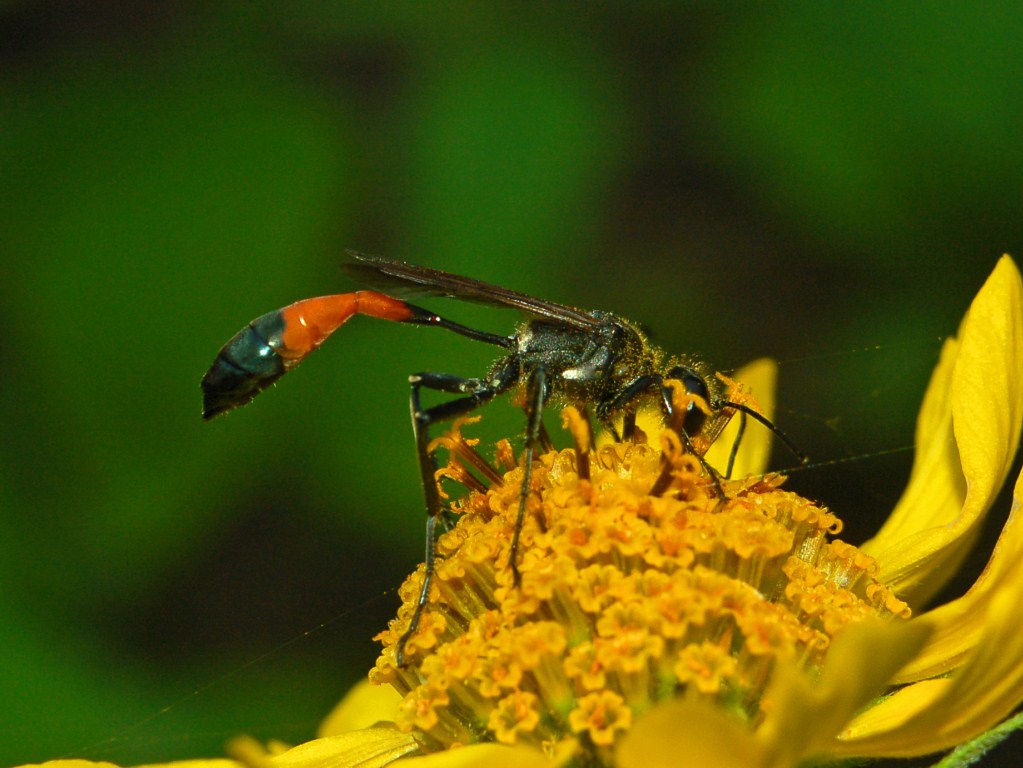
[537,421,555,453]
[621,410,637,442]
[397,369,513,666]
[649,380,726,499]
[409,373,496,517]
[577,403,598,452]
[398,512,440,666]
[600,374,661,443]
[597,373,725,497]
[602,374,657,417]
[508,366,549,586]
[648,425,726,498]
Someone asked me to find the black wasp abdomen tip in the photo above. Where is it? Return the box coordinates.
[201,315,289,420]
[200,371,241,420]
[200,358,283,420]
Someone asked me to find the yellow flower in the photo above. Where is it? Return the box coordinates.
[21,255,1023,768]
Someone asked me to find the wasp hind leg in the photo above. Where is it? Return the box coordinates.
[396,371,508,666]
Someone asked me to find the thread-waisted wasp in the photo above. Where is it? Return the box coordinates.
[201,252,803,663]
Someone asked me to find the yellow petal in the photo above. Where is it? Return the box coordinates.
[894,460,1023,680]
[616,699,768,768]
[837,678,949,741]
[396,743,565,768]
[265,730,418,768]
[757,618,930,766]
[951,256,1023,516]
[16,762,240,768]
[705,358,777,479]
[318,680,402,736]
[836,556,1023,757]
[862,256,1023,607]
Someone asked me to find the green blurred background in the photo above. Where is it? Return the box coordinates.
[3,3,1022,766]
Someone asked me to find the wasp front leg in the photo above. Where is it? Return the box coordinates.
[649,378,726,499]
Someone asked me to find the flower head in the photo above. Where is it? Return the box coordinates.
[366,405,910,764]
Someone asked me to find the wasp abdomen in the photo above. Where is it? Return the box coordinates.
[202,311,288,420]
[202,292,420,420]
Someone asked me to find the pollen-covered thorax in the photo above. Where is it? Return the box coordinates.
[510,313,656,406]
[370,412,909,763]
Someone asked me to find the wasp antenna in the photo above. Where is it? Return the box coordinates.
[720,400,808,465]
[724,410,747,479]
[779,444,912,476]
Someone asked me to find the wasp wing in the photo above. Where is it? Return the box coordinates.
[344,251,600,329]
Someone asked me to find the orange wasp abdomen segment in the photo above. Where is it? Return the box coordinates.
[277,291,415,361]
